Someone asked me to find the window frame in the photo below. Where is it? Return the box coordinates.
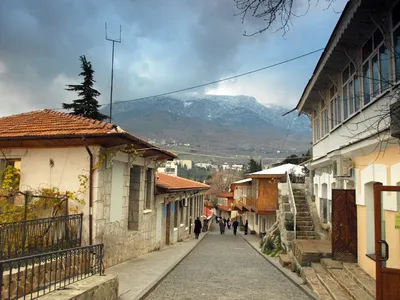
[392,3,400,83]
[342,62,360,121]
[360,29,389,107]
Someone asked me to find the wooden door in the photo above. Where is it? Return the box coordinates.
[331,189,357,261]
[166,203,170,245]
[374,184,400,300]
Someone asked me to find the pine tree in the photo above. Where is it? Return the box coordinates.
[63,55,109,121]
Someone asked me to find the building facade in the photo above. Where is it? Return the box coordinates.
[295,0,400,280]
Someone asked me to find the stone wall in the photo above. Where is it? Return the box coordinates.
[277,193,295,252]
[305,176,328,240]
[39,274,118,300]
[1,254,94,299]
[93,154,159,268]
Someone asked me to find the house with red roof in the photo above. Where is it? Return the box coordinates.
[155,173,210,245]
[0,109,176,267]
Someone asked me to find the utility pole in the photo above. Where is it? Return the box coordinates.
[105,22,122,123]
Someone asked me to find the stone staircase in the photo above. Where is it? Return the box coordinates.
[301,258,376,300]
[293,189,319,240]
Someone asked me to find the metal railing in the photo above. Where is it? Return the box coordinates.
[0,244,103,300]
[287,172,297,239]
[0,214,83,260]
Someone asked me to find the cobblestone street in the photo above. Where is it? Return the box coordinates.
[145,223,312,300]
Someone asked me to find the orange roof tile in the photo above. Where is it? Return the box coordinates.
[156,173,210,191]
[216,192,234,198]
[0,109,176,158]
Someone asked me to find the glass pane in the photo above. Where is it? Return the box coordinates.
[394,27,400,82]
[372,54,379,97]
[354,76,361,111]
[330,101,335,128]
[392,2,400,29]
[343,66,349,83]
[343,84,348,120]
[363,62,371,105]
[380,45,389,92]
[325,110,329,134]
[374,30,383,48]
[337,96,342,125]
[349,80,354,115]
[362,38,373,62]
[350,62,355,75]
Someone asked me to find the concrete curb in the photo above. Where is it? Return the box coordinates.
[136,231,209,300]
[238,233,317,300]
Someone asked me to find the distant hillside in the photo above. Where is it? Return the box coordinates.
[105,94,311,163]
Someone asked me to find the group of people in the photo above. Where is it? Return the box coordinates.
[216,216,242,235]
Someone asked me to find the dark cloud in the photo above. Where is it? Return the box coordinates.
[0,0,346,115]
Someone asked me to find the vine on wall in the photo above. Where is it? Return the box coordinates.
[0,144,143,223]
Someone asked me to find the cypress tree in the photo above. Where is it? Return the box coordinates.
[63,55,109,121]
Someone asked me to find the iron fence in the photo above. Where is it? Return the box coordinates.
[0,244,104,300]
[0,214,83,260]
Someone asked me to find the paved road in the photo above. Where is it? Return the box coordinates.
[145,223,311,300]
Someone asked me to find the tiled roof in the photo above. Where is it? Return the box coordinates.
[216,192,234,198]
[0,109,176,158]
[156,173,210,191]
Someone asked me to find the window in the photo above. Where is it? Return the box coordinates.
[342,62,359,120]
[180,200,184,224]
[128,165,141,230]
[174,201,178,227]
[145,168,153,209]
[361,29,388,105]
[0,159,21,191]
[313,113,320,143]
[321,102,329,137]
[394,26,400,82]
[329,85,341,128]
[110,161,125,222]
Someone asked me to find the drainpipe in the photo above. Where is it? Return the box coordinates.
[84,138,93,245]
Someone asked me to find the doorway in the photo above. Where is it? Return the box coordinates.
[331,189,357,262]
[166,203,170,245]
[373,183,400,300]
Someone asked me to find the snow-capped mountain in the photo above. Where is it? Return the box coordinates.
[104,94,311,160]
[110,94,310,133]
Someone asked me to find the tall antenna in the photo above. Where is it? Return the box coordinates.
[105,22,122,123]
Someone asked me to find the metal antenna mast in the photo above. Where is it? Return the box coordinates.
[105,22,122,123]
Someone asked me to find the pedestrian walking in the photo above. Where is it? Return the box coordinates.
[219,219,226,234]
[233,219,239,235]
[227,217,231,229]
[244,220,248,235]
[194,217,202,239]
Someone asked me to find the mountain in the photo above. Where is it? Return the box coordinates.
[105,94,311,163]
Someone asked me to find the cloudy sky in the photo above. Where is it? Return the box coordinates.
[0,0,347,117]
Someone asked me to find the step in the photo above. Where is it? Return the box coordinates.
[279,254,292,268]
[312,263,352,300]
[302,267,333,300]
[297,235,318,240]
[298,225,314,232]
[343,263,376,299]
[297,220,314,226]
[321,258,344,270]
[297,212,311,217]
[327,268,375,300]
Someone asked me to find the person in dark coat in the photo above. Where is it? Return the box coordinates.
[244,220,248,235]
[232,219,239,235]
[194,217,202,239]
[219,219,226,234]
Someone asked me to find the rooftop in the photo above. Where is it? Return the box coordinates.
[0,109,176,159]
[248,163,304,177]
[156,173,210,192]
[231,178,252,184]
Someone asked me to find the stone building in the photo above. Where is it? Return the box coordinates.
[155,173,210,246]
[0,109,177,268]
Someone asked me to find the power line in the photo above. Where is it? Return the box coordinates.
[103,47,324,107]
[49,47,324,111]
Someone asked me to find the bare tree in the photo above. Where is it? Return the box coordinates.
[234,0,336,36]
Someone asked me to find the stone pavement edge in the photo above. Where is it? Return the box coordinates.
[239,231,317,300]
[106,231,209,300]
